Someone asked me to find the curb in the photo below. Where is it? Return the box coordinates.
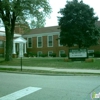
[0,67,100,76]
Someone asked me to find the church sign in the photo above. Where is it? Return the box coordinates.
[69,49,88,61]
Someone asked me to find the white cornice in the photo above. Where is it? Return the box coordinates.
[23,32,60,38]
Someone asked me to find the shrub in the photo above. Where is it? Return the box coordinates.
[27,52,37,57]
[94,51,100,57]
[40,54,48,57]
[64,58,72,62]
[50,53,56,57]
[61,53,67,57]
[85,58,94,62]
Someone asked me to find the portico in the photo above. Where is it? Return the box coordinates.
[13,37,27,57]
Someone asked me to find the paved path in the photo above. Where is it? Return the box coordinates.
[0,65,100,74]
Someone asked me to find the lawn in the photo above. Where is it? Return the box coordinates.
[0,57,100,69]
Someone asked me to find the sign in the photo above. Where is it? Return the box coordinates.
[69,49,87,59]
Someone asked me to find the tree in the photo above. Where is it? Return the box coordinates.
[58,0,100,48]
[0,0,51,61]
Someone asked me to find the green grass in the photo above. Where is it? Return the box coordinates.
[0,57,100,69]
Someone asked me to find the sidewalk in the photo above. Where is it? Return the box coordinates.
[0,65,100,74]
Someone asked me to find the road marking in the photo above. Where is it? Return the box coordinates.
[0,87,42,100]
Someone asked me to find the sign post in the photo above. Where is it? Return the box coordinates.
[19,43,23,71]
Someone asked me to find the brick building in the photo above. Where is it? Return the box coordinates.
[23,23,100,57]
[0,21,100,57]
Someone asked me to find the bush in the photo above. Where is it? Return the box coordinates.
[94,51,100,57]
[64,58,72,62]
[40,54,48,57]
[27,52,37,57]
[61,53,67,57]
[85,58,94,62]
[50,53,56,57]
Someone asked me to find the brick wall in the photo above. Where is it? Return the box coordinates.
[26,34,100,57]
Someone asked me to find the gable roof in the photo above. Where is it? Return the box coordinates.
[14,37,27,43]
[24,26,60,35]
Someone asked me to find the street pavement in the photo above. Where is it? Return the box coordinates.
[0,65,100,74]
[0,72,100,100]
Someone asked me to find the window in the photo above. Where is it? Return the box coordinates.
[48,51,53,57]
[27,38,32,48]
[37,36,42,48]
[0,41,4,48]
[59,50,65,57]
[37,51,42,57]
[47,36,53,47]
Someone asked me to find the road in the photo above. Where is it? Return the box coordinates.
[0,72,100,100]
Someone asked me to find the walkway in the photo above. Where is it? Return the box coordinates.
[0,65,100,74]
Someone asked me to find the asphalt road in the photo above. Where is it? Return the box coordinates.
[0,72,100,100]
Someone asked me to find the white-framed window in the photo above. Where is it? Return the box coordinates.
[37,36,43,48]
[27,38,32,48]
[47,35,53,47]
[48,51,53,57]
[37,51,42,57]
[0,41,4,48]
[58,35,63,46]
[59,50,65,57]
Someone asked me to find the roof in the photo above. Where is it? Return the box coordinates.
[14,37,27,43]
[24,26,60,35]
[23,21,100,35]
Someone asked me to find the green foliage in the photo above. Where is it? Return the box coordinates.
[0,0,51,61]
[60,53,67,57]
[40,54,48,57]
[58,0,100,48]
[50,53,56,57]
[27,52,37,57]
[94,51,100,57]
[88,52,94,57]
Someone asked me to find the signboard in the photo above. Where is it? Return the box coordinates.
[69,49,87,60]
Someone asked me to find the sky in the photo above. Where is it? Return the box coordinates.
[45,0,100,27]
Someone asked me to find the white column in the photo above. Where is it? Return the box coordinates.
[19,43,23,57]
[13,42,16,54]
[24,43,27,54]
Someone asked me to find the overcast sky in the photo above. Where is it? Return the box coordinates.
[45,0,100,27]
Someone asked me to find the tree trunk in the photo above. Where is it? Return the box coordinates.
[5,27,14,61]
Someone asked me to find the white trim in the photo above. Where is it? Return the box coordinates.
[47,35,53,47]
[23,32,60,38]
[37,36,43,48]
[24,43,27,53]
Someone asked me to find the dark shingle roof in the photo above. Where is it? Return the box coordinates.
[23,21,100,35]
[24,26,60,35]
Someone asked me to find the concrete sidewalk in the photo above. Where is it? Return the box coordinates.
[0,65,100,74]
